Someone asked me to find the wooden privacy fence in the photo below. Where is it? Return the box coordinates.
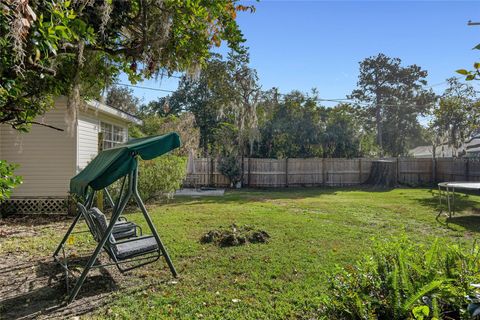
[185,157,480,188]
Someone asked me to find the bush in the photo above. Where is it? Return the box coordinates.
[137,155,187,202]
[105,155,186,206]
[0,160,22,201]
[218,155,241,186]
[322,237,480,319]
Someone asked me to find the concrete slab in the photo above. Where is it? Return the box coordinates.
[175,188,225,197]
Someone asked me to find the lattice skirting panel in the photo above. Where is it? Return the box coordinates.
[1,197,70,215]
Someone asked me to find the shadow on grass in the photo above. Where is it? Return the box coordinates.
[0,257,117,319]
[167,185,399,207]
[415,189,480,213]
[444,215,480,233]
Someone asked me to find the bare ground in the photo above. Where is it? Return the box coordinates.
[0,215,128,319]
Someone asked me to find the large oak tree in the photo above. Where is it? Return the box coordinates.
[349,53,435,156]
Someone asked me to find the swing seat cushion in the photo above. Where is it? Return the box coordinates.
[113,236,159,260]
[113,221,137,239]
[88,208,159,261]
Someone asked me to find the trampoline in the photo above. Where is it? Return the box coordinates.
[437,182,480,218]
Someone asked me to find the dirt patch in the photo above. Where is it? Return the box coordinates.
[0,252,125,319]
[0,214,71,238]
[0,215,151,319]
[200,224,270,247]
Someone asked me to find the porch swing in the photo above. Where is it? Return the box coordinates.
[53,133,181,303]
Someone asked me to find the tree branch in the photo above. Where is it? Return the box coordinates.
[26,61,56,75]
[30,121,64,131]
[11,121,64,131]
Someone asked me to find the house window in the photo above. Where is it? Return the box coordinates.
[100,122,126,150]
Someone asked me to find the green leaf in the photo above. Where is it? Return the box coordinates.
[412,305,429,320]
[403,279,444,311]
[466,74,475,81]
[456,69,469,75]
[474,62,480,69]
[473,43,480,50]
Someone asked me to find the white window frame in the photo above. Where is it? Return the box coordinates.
[100,121,127,150]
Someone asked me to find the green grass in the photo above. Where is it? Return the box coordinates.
[2,187,480,319]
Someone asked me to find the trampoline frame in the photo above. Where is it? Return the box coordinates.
[437,182,480,218]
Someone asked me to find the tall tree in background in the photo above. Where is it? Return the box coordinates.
[257,91,324,158]
[429,77,479,157]
[350,54,435,156]
[152,51,260,158]
[106,86,140,115]
[175,55,234,156]
[227,51,261,157]
[322,104,364,158]
[133,113,200,157]
[140,95,184,118]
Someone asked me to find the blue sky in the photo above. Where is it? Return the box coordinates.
[118,0,480,107]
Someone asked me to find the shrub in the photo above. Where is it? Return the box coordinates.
[322,237,480,319]
[0,160,22,201]
[137,155,187,202]
[108,155,186,205]
[218,155,241,186]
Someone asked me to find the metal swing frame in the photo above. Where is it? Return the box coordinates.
[53,157,178,303]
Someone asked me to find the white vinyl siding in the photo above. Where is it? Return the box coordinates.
[0,98,76,197]
[0,97,133,200]
[77,114,99,171]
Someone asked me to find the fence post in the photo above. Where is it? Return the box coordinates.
[432,157,437,184]
[396,157,400,184]
[285,158,289,187]
[358,158,362,184]
[97,132,104,212]
[241,155,245,186]
[322,158,326,186]
[247,158,251,187]
[466,158,470,181]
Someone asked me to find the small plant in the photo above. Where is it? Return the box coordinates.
[0,160,22,201]
[322,237,480,319]
[218,155,242,187]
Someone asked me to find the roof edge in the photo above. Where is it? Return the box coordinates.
[86,100,143,126]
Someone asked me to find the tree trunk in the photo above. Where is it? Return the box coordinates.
[376,103,383,156]
[366,160,397,188]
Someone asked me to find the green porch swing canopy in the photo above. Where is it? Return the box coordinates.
[70,133,181,198]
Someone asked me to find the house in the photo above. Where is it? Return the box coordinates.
[410,133,480,159]
[465,134,480,158]
[0,96,142,214]
[409,144,461,158]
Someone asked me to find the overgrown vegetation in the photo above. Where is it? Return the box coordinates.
[323,237,480,319]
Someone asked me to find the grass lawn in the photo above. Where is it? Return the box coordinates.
[1,187,480,319]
